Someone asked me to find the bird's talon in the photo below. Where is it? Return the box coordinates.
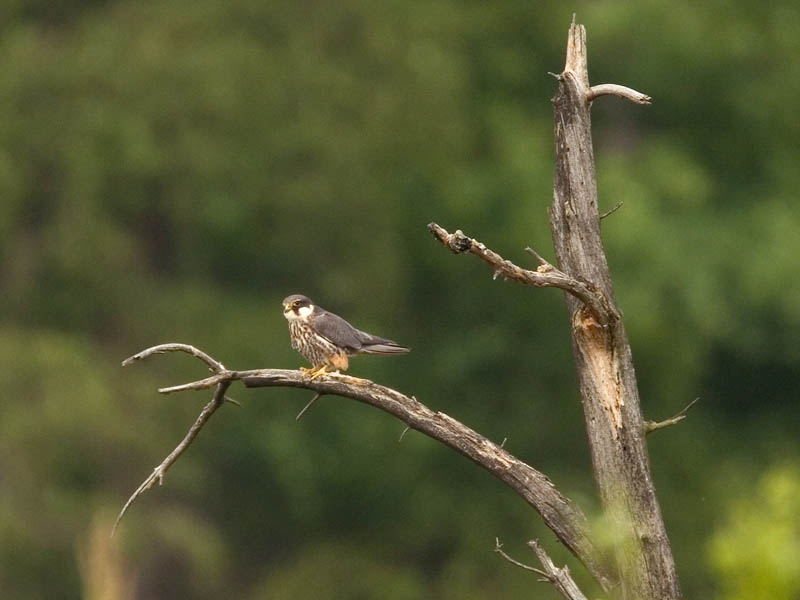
[306,366,329,380]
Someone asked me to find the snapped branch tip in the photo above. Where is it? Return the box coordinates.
[587,84,652,105]
[524,247,550,266]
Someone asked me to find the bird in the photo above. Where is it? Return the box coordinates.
[282,294,410,378]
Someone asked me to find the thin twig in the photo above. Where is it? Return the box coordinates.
[599,201,624,220]
[398,426,411,442]
[296,393,322,421]
[224,395,242,407]
[587,83,652,105]
[112,380,231,536]
[494,538,547,577]
[645,397,700,434]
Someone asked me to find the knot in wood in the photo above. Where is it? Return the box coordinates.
[573,306,606,344]
[448,230,474,253]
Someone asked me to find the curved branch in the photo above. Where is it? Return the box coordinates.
[116,344,617,591]
[122,343,226,372]
[244,371,616,589]
[587,84,651,105]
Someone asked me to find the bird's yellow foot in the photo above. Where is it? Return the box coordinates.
[301,366,336,380]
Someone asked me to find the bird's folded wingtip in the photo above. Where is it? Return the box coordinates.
[362,343,411,354]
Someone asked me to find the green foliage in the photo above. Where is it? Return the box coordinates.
[247,542,427,600]
[708,465,800,600]
[0,0,797,597]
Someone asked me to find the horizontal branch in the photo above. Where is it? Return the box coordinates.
[427,223,616,326]
[116,344,616,591]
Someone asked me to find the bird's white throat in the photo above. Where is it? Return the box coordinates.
[285,305,314,322]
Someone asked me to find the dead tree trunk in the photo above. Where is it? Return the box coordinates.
[550,22,682,600]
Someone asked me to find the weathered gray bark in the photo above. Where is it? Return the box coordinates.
[116,344,617,592]
[550,22,682,600]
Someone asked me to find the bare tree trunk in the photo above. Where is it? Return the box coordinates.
[550,22,681,600]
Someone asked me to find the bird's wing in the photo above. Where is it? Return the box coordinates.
[310,309,372,350]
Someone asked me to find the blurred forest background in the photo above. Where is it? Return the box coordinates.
[1,0,799,598]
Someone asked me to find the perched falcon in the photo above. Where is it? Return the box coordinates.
[282,294,410,377]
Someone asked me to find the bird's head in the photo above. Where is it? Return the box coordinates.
[283,294,314,322]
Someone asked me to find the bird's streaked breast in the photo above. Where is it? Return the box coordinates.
[288,320,349,369]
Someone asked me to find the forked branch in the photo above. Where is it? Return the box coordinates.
[528,540,590,600]
[495,538,589,600]
[115,343,616,591]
